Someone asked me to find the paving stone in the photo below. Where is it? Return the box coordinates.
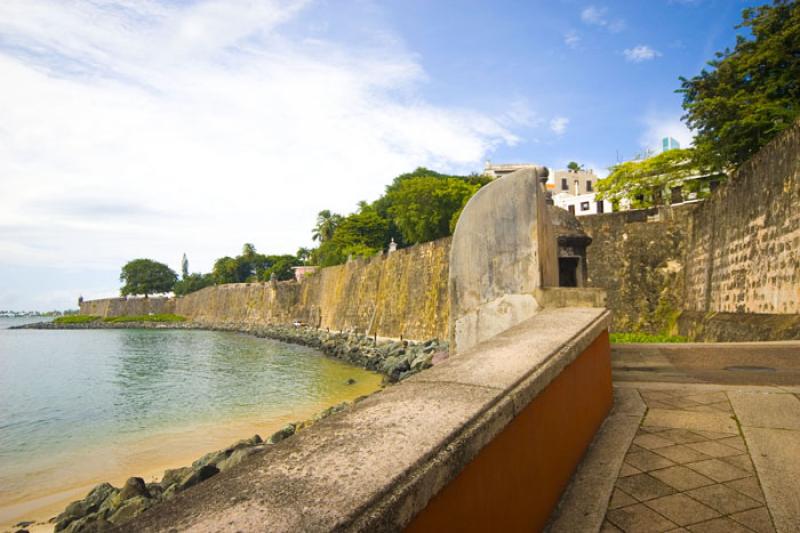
[654,444,712,464]
[716,435,747,452]
[728,391,800,430]
[625,449,676,472]
[686,484,762,515]
[616,473,676,502]
[686,459,751,483]
[600,520,623,532]
[724,476,766,503]
[663,397,704,409]
[607,503,679,532]
[649,466,715,491]
[721,454,755,473]
[609,488,638,509]
[619,463,641,477]
[644,493,720,526]
[686,440,742,458]
[644,409,738,434]
[684,392,728,405]
[707,401,733,413]
[691,429,737,440]
[686,517,755,532]
[628,443,647,454]
[633,433,675,450]
[640,425,671,434]
[729,507,775,533]
[683,405,718,413]
[658,428,708,445]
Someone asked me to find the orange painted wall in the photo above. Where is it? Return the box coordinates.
[406,330,612,532]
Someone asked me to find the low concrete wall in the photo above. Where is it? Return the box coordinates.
[122,308,611,532]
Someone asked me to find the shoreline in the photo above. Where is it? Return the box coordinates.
[4,321,447,533]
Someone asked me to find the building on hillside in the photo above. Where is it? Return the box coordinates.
[662,136,680,152]
[292,266,318,283]
[483,162,613,217]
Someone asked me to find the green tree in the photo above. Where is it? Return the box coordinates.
[173,273,215,296]
[312,210,344,243]
[566,161,584,172]
[212,256,246,284]
[596,148,720,208]
[119,259,178,296]
[263,255,301,281]
[679,0,800,169]
[296,247,312,265]
[313,208,390,266]
[384,175,479,244]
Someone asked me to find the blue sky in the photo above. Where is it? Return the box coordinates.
[0,0,760,310]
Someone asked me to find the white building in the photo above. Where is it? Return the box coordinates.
[552,191,612,216]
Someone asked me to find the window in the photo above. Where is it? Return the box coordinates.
[597,201,604,213]
[561,178,568,190]
[586,180,593,192]
[580,201,590,211]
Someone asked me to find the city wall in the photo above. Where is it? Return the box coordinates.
[82,238,450,341]
[582,118,800,340]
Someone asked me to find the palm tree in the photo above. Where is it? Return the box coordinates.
[312,210,343,242]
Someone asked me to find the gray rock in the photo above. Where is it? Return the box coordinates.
[54,483,117,531]
[176,464,219,492]
[160,466,192,489]
[118,477,149,501]
[107,496,150,525]
[217,445,265,472]
[268,424,296,444]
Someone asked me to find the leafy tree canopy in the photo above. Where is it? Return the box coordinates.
[566,161,584,172]
[120,259,178,296]
[679,0,800,168]
[312,210,344,243]
[173,272,215,296]
[596,148,720,208]
[384,175,480,244]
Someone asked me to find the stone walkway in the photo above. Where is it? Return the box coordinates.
[548,383,800,533]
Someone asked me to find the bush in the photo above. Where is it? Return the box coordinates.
[103,314,187,323]
[54,315,101,324]
[610,332,688,344]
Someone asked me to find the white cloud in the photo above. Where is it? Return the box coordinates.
[639,113,694,154]
[564,30,580,49]
[624,45,661,62]
[580,5,625,32]
[550,117,570,136]
[0,0,524,308]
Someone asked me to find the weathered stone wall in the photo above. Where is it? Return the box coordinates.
[85,239,451,341]
[80,297,175,317]
[581,206,696,334]
[583,118,800,339]
[684,121,800,315]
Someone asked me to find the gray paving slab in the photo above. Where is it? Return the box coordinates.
[742,427,800,532]
[643,409,738,434]
[729,391,800,430]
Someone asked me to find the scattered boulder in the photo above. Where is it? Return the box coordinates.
[118,477,149,501]
[268,424,296,444]
[217,445,265,472]
[176,464,219,492]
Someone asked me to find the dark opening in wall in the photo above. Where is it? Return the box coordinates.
[558,257,579,287]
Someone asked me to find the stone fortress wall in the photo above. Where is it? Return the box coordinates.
[581,118,800,340]
[82,119,800,341]
[82,238,451,341]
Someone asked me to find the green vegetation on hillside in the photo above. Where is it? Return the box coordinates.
[54,315,101,324]
[103,314,186,323]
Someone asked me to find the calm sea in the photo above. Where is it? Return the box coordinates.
[0,317,382,528]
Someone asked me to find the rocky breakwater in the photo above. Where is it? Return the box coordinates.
[211,324,449,383]
[34,326,447,533]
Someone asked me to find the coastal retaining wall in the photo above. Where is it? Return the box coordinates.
[582,118,800,340]
[84,239,451,341]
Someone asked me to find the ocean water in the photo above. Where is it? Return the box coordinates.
[0,318,382,527]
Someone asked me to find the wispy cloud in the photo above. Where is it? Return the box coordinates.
[550,117,570,136]
[580,5,625,32]
[0,0,525,308]
[624,45,661,62]
[564,30,580,49]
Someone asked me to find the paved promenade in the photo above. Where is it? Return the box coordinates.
[548,343,800,533]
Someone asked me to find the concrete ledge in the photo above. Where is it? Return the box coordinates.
[123,307,611,532]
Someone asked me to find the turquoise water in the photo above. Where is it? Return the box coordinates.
[0,318,381,527]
